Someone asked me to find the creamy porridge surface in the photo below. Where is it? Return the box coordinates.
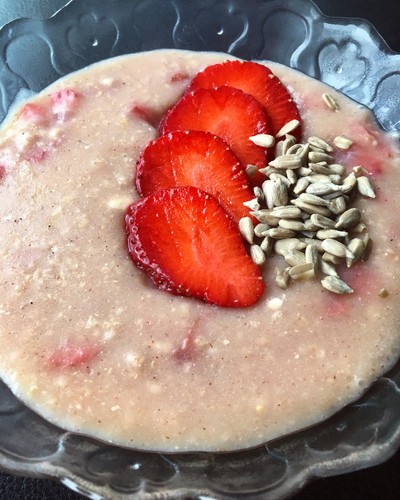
[0,50,399,452]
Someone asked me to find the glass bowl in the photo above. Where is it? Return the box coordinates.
[0,0,400,498]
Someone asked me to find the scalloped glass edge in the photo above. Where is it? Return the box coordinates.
[0,0,399,499]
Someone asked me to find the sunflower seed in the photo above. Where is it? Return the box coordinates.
[308,136,334,153]
[310,213,336,229]
[328,196,347,214]
[284,249,307,266]
[298,166,312,177]
[305,243,319,271]
[279,219,306,231]
[321,239,354,259]
[273,178,289,206]
[352,222,367,233]
[254,223,270,237]
[361,234,373,261]
[309,162,332,175]
[320,260,339,276]
[300,230,317,239]
[286,143,303,155]
[321,276,353,294]
[275,267,291,288]
[250,245,266,265]
[335,207,361,229]
[305,174,328,183]
[298,144,311,163]
[286,169,297,185]
[239,216,254,244]
[292,199,332,216]
[260,236,273,255]
[269,154,302,170]
[329,163,346,176]
[270,173,291,188]
[250,210,279,225]
[274,238,306,255]
[289,262,315,280]
[333,135,353,150]
[309,151,334,163]
[243,198,261,211]
[271,206,302,219]
[299,193,330,207]
[293,177,310,195]
[322,93,339,111]
[346,238,365,266]
[275,119,301,138]
[245,164,258,178]
[275,140,284,157]
[303,218,319,231]
[316,229,348,240]
[282,135,297,155]
[306,182,337,196]
[259,166,280,177]
[262,180,277,209]
[329,174,343,184]
[323,190,348,201]
[340,172,357,193]
[299,238,324,252]
[249,133,275,148]
[266,227,296,239]
[253,186,264,200]
[353,165,368,177]
[321,252,342,265]
[357,176,376,198]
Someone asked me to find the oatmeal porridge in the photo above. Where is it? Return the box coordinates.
[0,50,399,451]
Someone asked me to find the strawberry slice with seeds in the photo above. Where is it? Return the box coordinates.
[126,186,264,307]
[188,60,302,139]
[159,86,271,175]
[136,130,254,224]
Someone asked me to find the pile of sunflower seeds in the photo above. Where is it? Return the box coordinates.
[240,104,376,295]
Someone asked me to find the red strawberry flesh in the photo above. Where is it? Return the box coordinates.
[126,186,264,307]
[136,130,255,224]
[189,60,302,139]
[159,86,271,171]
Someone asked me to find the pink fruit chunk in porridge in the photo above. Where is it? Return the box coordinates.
[48,342,100,369]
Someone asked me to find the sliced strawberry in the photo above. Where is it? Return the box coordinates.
[159,86,271,174]
[189,60,302,139]
[126,186,264,307]
[136,130,254,224]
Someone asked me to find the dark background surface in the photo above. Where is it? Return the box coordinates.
[0,0,399,498]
